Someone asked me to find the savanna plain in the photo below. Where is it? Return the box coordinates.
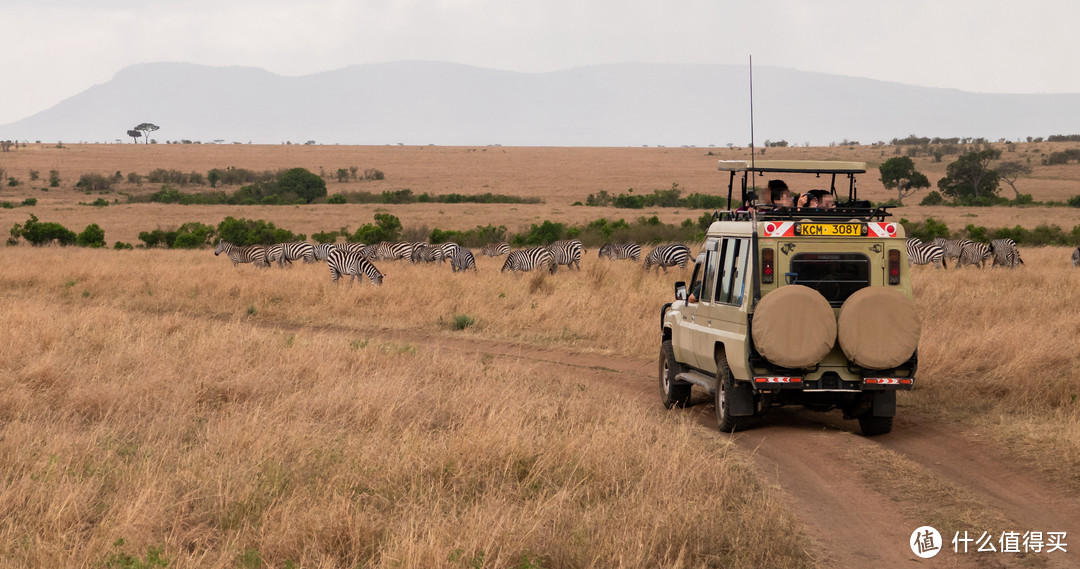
[1,143,1079,568]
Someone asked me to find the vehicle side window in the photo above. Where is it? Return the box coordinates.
[715,239,731,303]
[732,238,750,306]
[687,255,705,303]
[701,250,719,303]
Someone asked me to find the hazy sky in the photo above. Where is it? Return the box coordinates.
[4,0,1079,125]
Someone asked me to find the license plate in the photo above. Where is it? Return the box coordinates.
[796,223,863,237]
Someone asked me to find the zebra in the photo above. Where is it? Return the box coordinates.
[1073,246,1080,268]
[906,238,946,269]
[450,247,478,273]
[371,241,414,261]
[990,238,1023,268]
[214,240,269,268]
[957,242,993,269]
[501,247,557,274]
[643,244,691,274]
[547,239,584,271]
[480,242,511,257]
[439,242,461,264]
[266,241,316,267]
[312,243,338,261]
[598,242,642,262]
[411,243,443,264]
[932,238,971,263]
[327,249,384,285]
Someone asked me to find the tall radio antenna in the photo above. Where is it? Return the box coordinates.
[749,55,756,169]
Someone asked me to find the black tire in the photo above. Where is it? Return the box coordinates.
[715,357,755,432]
[858,414,894,436]
[659,340,692,409]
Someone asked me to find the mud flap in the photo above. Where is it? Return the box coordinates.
[872,390,896,417]
[729,381,757,417]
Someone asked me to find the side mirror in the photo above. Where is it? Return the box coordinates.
[674,281,687,301]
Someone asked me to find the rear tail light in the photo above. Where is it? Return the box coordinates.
[888,249,901,285]
[761,248,774,284]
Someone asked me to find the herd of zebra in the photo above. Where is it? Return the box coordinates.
[905,237,1024,269]
[212,239,695,284]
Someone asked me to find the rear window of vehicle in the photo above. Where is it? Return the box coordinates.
[788,253,870,306]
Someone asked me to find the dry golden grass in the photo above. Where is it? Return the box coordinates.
[2,142,1080,247]
[905,247,1080,485]
[0,248,812,568]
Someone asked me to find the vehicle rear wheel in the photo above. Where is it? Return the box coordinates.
[858,414,894,436]
[715,357,754,432]
[659,340,691,408]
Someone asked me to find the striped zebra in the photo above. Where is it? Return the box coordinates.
[214,240,269,268]
[957,242,993,269]
[906,238,946,269]
[643,244,691,274]
[327,249,384,285]
[990,239,1023,268]
[932,238,971,263]
[501,247,557,274]
[266,241,316,267]
[312,243,338,261]
[371,241,414,261]
[450,248,478,273]
[547,239,584,271]
[411,243,443,263]
[480,242,511,257]
[1073,246,1080,268]
[439,242,461,264]
[598,242,642,262]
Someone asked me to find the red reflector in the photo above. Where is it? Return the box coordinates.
[764,267,773,275]
[754,377,801,384]
[866,378,911,385]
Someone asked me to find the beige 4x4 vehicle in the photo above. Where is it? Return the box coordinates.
[660,160,920,435]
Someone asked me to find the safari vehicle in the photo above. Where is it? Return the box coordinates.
[659,160,920,436]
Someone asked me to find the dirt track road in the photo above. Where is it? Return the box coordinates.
[318,324,1079,568]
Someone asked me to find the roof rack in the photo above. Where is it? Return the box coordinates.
[718,159,873,216]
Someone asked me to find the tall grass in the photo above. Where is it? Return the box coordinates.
[0,248,808,568]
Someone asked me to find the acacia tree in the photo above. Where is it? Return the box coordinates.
[126,130,142,144]
[134,123,159,144]
[996,160,1033,198]
[937,149,1002,201]
[878,156,929,205]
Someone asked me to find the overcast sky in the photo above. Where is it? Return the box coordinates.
[4,0,1079,125]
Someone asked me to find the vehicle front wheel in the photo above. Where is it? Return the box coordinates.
[659,340,691,408]
[715,357,755,433]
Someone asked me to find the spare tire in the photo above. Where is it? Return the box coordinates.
[837,288,920,370]
[752,285,836,368]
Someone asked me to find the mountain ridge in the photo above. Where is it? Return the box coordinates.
[3,61,1078,146]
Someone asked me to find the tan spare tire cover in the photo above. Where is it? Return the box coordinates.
[837,287,921,370]
[752,285,836,368]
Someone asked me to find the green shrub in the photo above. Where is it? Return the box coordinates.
[76,223,106,248]
[217,216,304,246]
[327,193,347,204]
[352,213,402,244]
[452,314,476,330]
[276,167,326,203]
[7,177,18,187]
[919,191,945,205]
[75,173,114,193]
[13,214,77,246]
[21,198,36,206]
[1067,195,1080,208]
[114,241,134,250]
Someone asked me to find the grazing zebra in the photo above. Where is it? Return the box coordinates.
[1073,246,1080,268]
[327,249,384,285]
[643,244,691,274]
[266,241,316,267]
[451,248,478,273]
[990,238,1023,268]
[439,242,460,264]
[501,247,557,274]
[598,242,642,262]
[957,242,993,269]
[214,240,269,268]
[906,238,946,269]
[932,238,971,263]
[371,241,414,261]
[480,242,511,257]
[411,243,443,263]
[547,239,584,271]
[313,243,338,261]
